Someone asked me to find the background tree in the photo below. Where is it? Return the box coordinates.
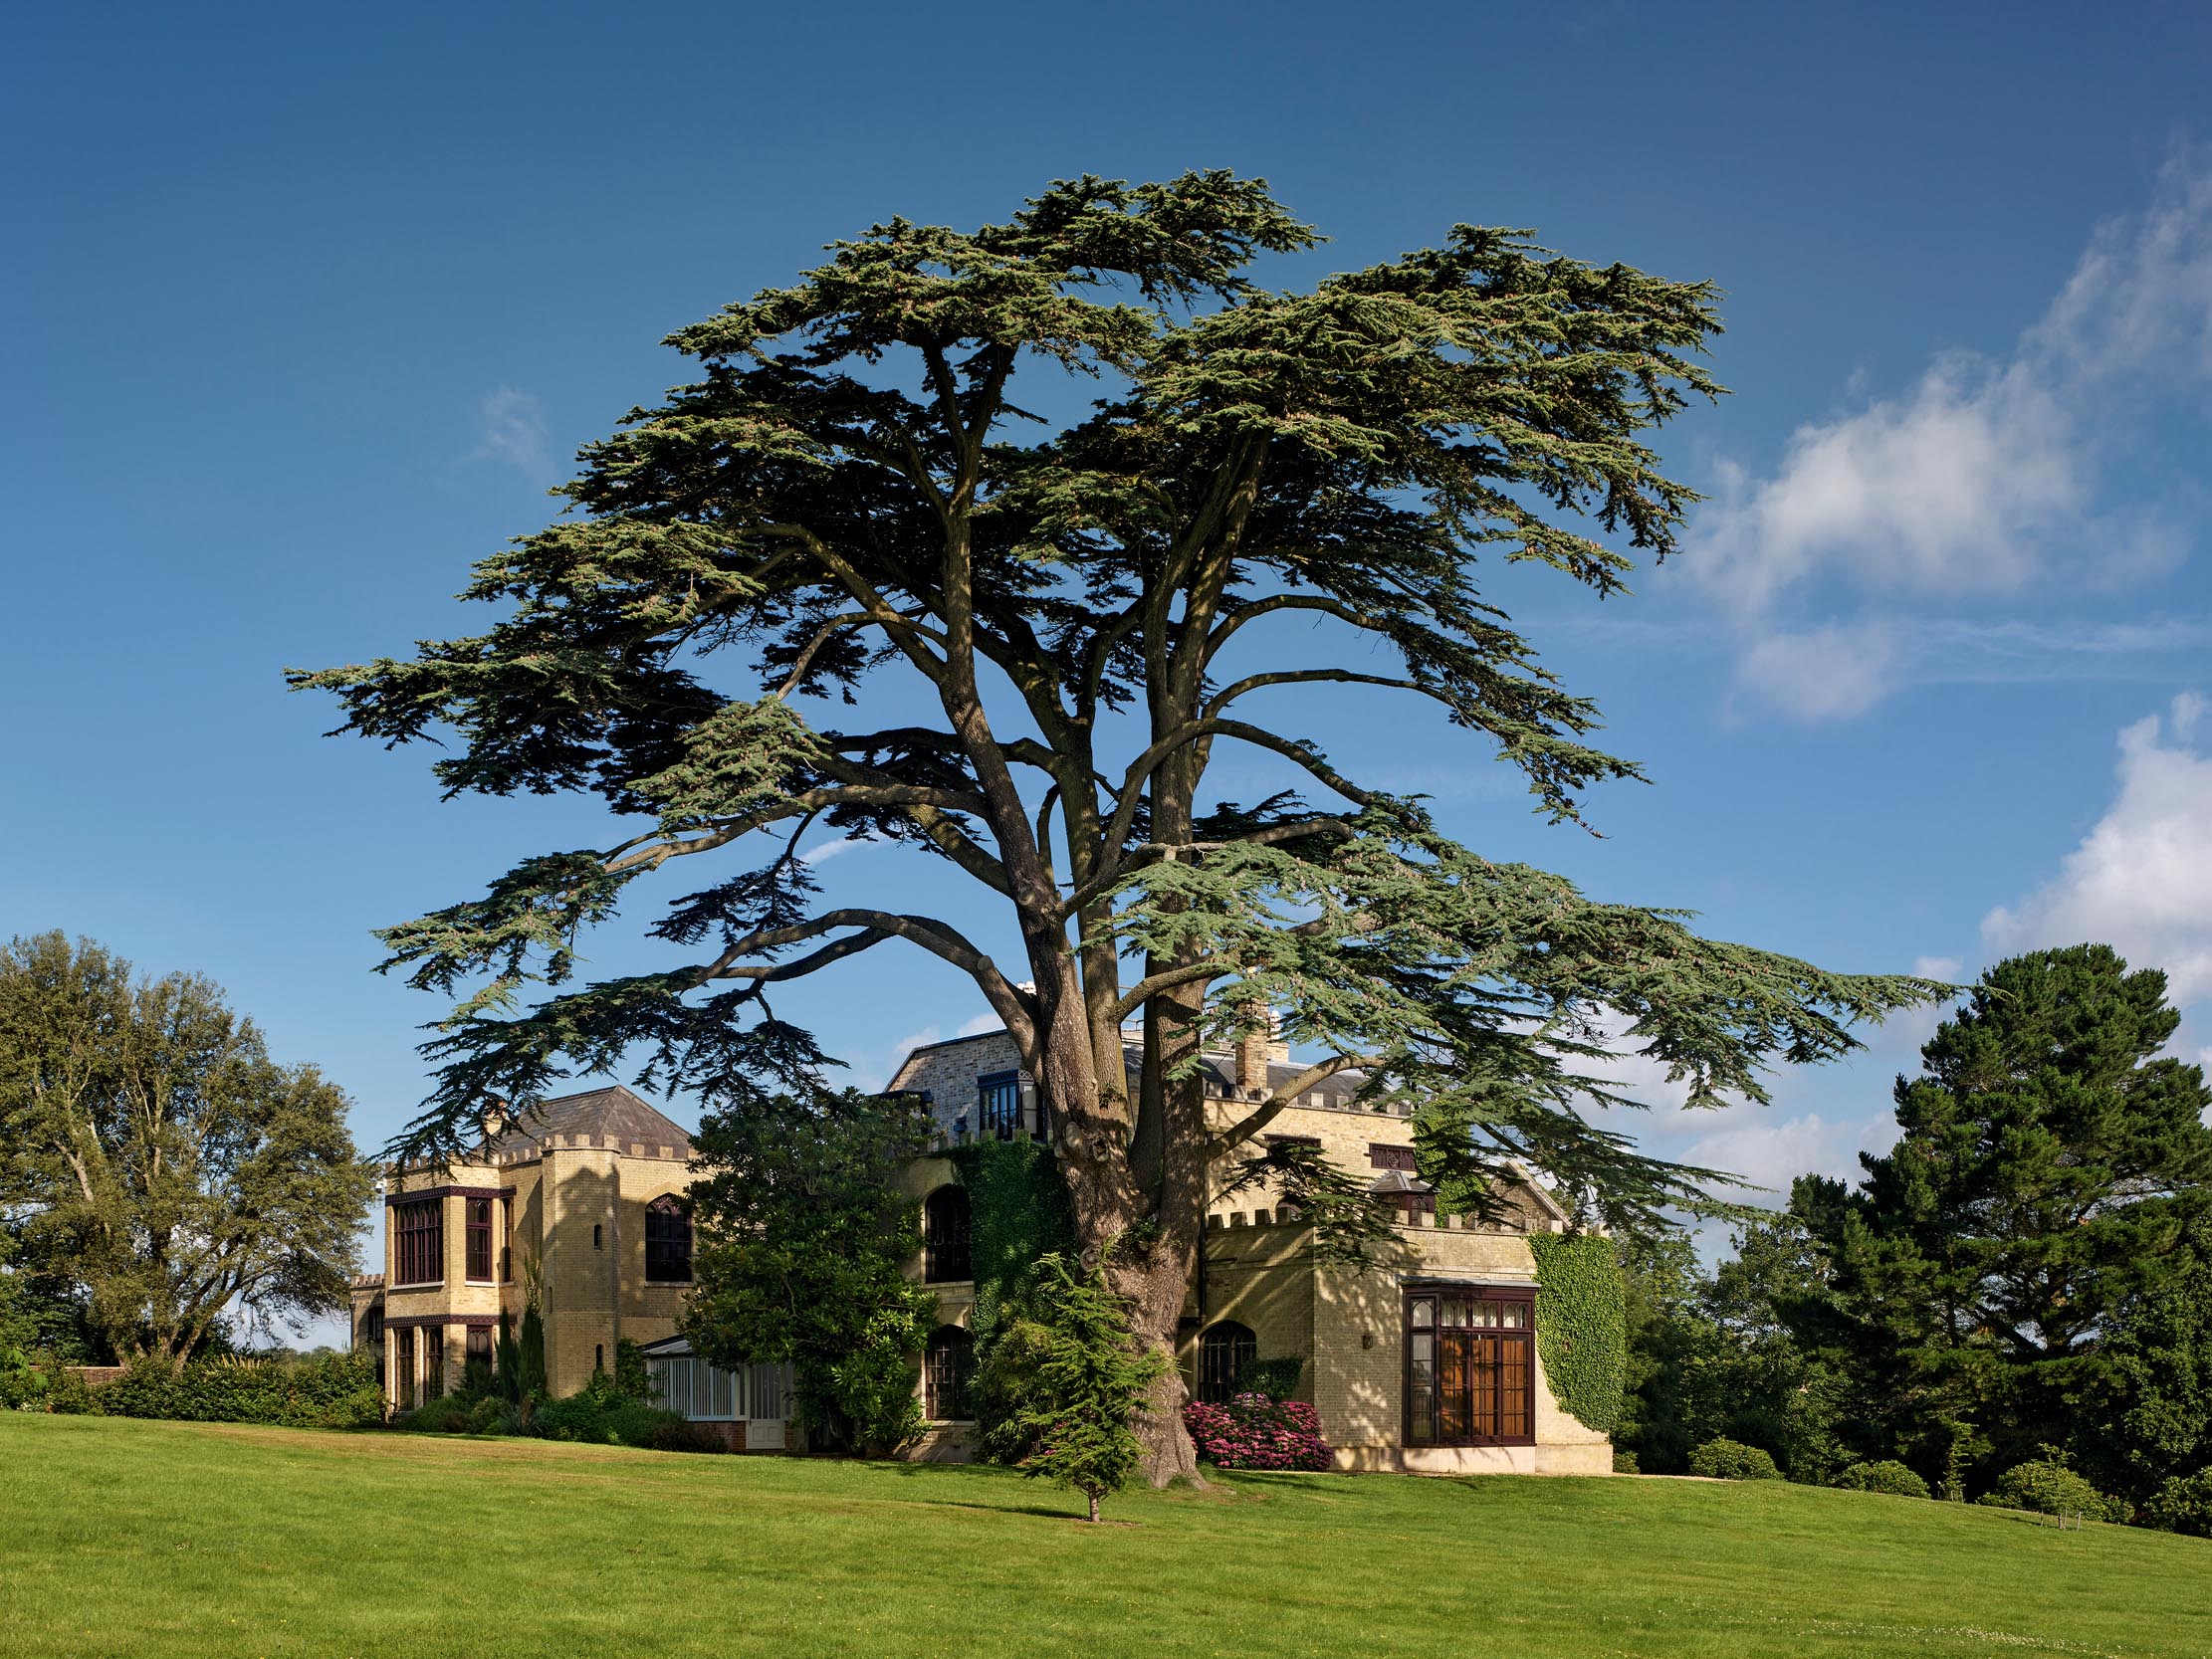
[979,1251,1173,1522]
[1612,1199,1846,1479]
[679,1087,937,1455]
[298,172,1937,1480]
[1789,945,2212,1487]
[2086,1210,2212,1503]
[0,933,374,1364]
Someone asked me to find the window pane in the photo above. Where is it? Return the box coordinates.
[1500,1338,1530,1438]
[1500,1301,1528,1329]
[1439,1299,1468,1328]
[1411,1299,1434,1328]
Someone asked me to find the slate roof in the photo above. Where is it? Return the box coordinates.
[481,1084,694,1159]
[1116,1041,1373,1109]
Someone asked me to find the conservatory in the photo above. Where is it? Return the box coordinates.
[636,1335,794,1451]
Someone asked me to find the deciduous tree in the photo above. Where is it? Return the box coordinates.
[0,933,374,1364]
[679,1087,937,1455]
[298,173,1936,1479]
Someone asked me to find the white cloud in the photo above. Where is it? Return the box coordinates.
[1984,693,2212,1004]
[1729,620,1900,722]
[2030,152,2212,385]
[1694,147,2212,720]
[468,387,554,480]
[799,835,869,866]
[1694,361,2081,615]
[1912,955,1962,982]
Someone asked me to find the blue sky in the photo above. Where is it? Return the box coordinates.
[8,3,2212,1318]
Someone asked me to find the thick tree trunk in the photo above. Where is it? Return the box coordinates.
[1129,1267,1203,1487]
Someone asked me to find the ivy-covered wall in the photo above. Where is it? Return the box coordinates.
[945,1139,1077,1343]
[1528,1231,1627,1436]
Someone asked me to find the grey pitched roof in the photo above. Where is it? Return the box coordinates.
[1116,1041,1372,1108]
[482,1085,694,1158]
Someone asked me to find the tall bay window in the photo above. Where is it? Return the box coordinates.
[1404,1287,1534,1447]
[465,1197,494,1282]
[395,1328,416,1409]
[645,1194,692,1283]
[394,1200,443,1286]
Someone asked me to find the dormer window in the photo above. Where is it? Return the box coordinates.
[978,1071,1032,1141]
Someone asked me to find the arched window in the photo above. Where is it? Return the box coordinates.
[924,1325,975,1421]
[1198,1321,1257,1404]
[922,1186,972,1283]
[645,1194,692,1283]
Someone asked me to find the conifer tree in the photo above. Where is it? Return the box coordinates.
[988,1252,1172,1522]
[1796,945,2212,1483]
[297,173,1938,1478]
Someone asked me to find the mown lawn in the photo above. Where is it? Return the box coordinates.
[1,1414,2205,1659]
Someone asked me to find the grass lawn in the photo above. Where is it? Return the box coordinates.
[1,1414,2205,1658]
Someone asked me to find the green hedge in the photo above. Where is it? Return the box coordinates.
[1832,1459,1931,1499]
[1690,1437,1782,1480]
[945,1138,1077,1344]
[1237,1355,1303,1402]
[2141,1469,2212,1538]
[46,1351,382,1429]
[1527,1231,1626,1436]
[1976,1459,2126,1523]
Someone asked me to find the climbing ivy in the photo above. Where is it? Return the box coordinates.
[945,1139,1078,1345]
[1527,1231,1627,1436]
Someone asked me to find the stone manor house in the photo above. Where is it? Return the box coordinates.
[351,1026,1611,1474]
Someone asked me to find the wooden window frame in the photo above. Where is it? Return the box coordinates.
[465,1326,493,1373]
[924,1326,975,1421]
[500,1193,514,1284]
[393,1199,444,1288]
[1197,1320,1257,1405]
[1369,1143,1419,1171]
[644,1194,692,1284]
[977,1070,1028,1141]
[1402,1286,1536,1449]
[464,1197,494,1283]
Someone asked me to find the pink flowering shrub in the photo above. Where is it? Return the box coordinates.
[1183,1391,1332,1471]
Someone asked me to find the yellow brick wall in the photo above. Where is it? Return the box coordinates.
[372,1139,694,1406]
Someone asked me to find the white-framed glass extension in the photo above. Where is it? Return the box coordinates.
[638,1335,792,1443]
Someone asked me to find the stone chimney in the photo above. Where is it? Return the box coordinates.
[1233,1004,1283,1094]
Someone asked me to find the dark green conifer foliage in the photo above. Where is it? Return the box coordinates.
[982,1252,1173,1522]
[296,173,1939,1478]
[1798,945,2212,1485]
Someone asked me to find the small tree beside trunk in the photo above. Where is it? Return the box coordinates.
[980,1252,1172,1522]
